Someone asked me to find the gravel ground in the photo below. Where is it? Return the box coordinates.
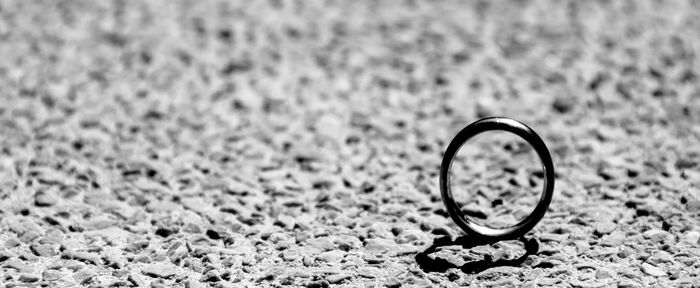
[0,0,699,287]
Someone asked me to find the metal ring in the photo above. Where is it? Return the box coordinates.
[440,117,554,241]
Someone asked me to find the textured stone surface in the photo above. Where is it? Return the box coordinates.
[0,1,699,286]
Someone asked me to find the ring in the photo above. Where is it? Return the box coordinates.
[440,117,554,241]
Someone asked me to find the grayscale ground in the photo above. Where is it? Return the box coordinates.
[0,0,699,287]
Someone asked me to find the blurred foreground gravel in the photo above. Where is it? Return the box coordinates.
[0,0,699,287]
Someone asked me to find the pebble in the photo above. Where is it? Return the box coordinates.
[315,114,347,140]
[617,280,637,287]
[291,270,311,278]
[537,277,561,286]
[333,216,355,228]
[385,277,402,287]
[641,263,666,277]
[133,255,151,263]
[675,255,696,266]
[30,244,57,257]
[357,267,380,278]
[293,214,315,231]
[125,240,150,253]
[316,267,343,275]
[82,216,116,231]
[282,250,300,262]
[275,214,296,230]
[552,95,576,113]
[685,199,700,211]
[306,280,330,288]
[103,251,126,269]
[302,256,314,266]
[185,278,205,288]
[202,270,222,282]
[147,201,180,213]
[363,254,386,264]
[397,246,420,256]
[478,266,520,278]
[128,273,148,286]
[681,231,699,245]
[363,238,397,253]
[648,251,674,264]
[540,233,568,243]
[581,208,620,223]
[66,251,102,265]
[5,237,21,248]
[643,229,674,244]
[3,260,34,273]
[674,277,700,286]
[305,238,335,252]
[569,279,605,288]
[19,273,41,283]
[326,274,351,284]
[19,231,41,243]
[316,251,345,264]
[42,269,65,281]
[594,222,617,236]
[40,230,64,245]
[591,247,618,260]
[595,267,616,279]
[617,246,636,259]
[73,269,96,285]
[8,217,42,236]
[600,230,626,246]
[181,197,214,215]
[483,278,519,287]
[142,264,177,279]
[34,191,58,207]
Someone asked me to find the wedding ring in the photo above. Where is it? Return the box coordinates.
[440,117,554,240]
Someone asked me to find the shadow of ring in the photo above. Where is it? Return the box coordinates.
[415,235,539,274]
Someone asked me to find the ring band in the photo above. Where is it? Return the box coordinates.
[440,117,554,241]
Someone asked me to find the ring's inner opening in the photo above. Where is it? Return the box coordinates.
[449,130,544,229]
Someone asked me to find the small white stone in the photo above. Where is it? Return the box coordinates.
[643,229,674,243]
[681,231,699,245]
[595,267,616,279]
[641,263,666,277]
[594,222,617,235]
[142,264,177,279]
